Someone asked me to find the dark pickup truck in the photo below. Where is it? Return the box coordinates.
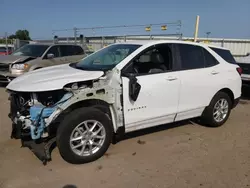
[236,54,250,86]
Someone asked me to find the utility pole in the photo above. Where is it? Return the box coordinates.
[73,27,77,44]
[5,32,8,54]
[194,15,200,42]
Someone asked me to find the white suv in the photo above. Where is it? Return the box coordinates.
[6,40,242,165]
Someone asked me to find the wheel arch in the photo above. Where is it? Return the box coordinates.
[214,88,235,107]
[50,99,117,135]
[67,99,112,116]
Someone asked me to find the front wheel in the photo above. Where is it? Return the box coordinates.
[201,92,232,127]
[56,107,113,164]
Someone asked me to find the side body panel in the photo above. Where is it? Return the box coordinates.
[122,72,180,132]
[175,45,242,122]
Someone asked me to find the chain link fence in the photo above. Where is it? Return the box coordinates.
[0,37,31,54]
[0,36,14,54]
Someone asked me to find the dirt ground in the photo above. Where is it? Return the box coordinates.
[0,87,250,188]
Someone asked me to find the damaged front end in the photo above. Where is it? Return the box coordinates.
[7,72,124,165]
[8,89,73,165]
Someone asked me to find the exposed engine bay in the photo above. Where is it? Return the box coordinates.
[9,89,72,140]
[7,89,73,164]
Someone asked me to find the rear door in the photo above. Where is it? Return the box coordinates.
[71,45,85,62]
[175,43,221,121]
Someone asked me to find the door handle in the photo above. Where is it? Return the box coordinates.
[166,76,177,81]
[211,70,219,75]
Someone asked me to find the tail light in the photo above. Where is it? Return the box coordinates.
[236,67,242,75]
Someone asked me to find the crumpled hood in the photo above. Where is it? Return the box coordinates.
[7,64,104,92]
[0,55,33,64]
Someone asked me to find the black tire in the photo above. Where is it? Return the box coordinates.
[56,107,113,164]
[201,92,232,127]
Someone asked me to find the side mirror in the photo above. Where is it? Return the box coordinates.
[122,72,135,78]
[128,75,141,101]
[47,53,54,59]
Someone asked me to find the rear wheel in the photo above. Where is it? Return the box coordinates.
[201,92,232,127]
[56,107,113,164]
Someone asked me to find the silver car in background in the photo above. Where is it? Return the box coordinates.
[0,43,86,83]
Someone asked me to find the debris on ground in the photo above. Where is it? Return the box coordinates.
[137,139,146,145]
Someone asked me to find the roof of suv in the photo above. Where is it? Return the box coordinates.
[206,44,228,50]
[27,43,83,47]
[116,40,229,50]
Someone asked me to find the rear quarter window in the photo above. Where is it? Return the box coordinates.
[209,47,236,64]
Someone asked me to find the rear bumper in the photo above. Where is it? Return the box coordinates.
[238,74,250,87]
[241,74,250,83]
[242,80,250,87]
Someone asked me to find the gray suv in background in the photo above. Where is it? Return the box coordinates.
[0,43,86,83]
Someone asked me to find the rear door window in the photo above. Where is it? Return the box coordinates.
[60,45,72,57]
[210,47,236,64]
[60,45,84,56]
[178,44,205,70]
[73,46,84,55]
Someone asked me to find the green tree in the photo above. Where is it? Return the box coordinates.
[15,30,31,40]
[7,30,31,40]
[8,34,16,39]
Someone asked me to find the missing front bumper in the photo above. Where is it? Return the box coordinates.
[21,137,57,165]
[11,121,57,165]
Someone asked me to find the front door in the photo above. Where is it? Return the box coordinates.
[121,43,181,132]
[43,45,63,66]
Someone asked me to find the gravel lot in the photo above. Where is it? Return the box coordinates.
[0,87,250,188]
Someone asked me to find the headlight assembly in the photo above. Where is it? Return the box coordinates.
[12,63,29,70]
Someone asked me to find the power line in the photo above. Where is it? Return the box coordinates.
[52,21,181,32]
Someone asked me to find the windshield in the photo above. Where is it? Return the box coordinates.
[75,44,141,71]
[12,44,50,57]
[210,47,236,64]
